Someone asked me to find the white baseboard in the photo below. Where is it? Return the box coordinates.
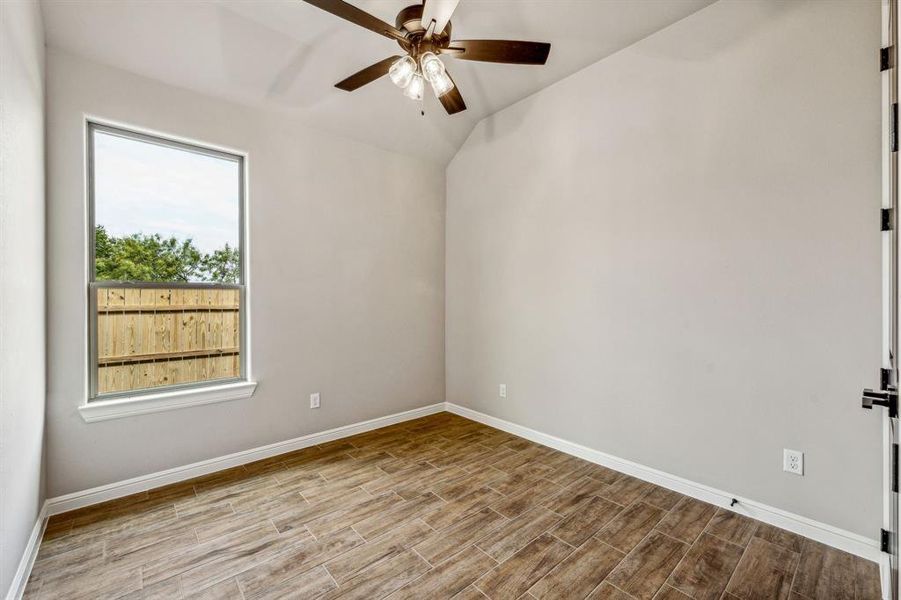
[46,403,444,515]
[445,403,883,565]
[5,501,48,600]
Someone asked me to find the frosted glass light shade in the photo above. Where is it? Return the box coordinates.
[389,56,416,88]
[419,52,445,83]
[430,70,454,97]
[403,73,424,100]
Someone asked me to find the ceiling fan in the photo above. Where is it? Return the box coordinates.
[301,0,551,115]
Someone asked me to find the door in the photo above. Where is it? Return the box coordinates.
[864,2,900,598]
[888,1,899,596]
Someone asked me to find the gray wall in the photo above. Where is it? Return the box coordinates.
[446,0,882,538]
[0,0,46,595]
[46,50,445,497]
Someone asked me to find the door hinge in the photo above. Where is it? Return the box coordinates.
[883,368,897,389]
[882,528,892,553]
[883,208,894,231]
[883,46,895,72]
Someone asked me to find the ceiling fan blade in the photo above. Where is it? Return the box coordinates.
[444,40,550,65]
[335,55,401,91]
[302,0,407,43]
[438,70,466,115]
[422,0,460,37]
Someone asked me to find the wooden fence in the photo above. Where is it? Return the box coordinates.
[95,286,241,395]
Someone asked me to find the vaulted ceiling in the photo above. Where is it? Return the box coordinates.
[41,0,713,164]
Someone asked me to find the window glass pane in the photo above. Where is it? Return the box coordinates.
[89,125,244,399]
[93,129,241,283]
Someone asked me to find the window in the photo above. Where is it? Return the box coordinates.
[87,122,248,405]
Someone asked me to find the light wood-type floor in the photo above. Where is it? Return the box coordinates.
[25,412,881,600]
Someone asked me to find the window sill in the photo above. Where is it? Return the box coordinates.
[78,381,257,423]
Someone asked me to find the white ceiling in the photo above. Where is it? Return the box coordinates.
[41,0,713,164]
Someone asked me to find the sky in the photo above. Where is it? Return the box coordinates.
[93,130,240,255]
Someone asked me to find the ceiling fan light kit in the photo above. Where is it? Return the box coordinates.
[303,0,552,115]
[388,52,452,101]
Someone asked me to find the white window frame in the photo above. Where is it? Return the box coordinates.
[79,119,255,422]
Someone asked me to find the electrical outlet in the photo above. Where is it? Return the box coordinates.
[499,384,506,398]
[783,449,803,475]
[310,392,320,409]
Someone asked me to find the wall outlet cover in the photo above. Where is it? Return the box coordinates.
[310,392,320,409]
[499,384,506,398]
[783,448,803,476]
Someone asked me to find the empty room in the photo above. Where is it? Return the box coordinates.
[0,0,895,598]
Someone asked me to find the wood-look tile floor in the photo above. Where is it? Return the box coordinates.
[25,413,881,600]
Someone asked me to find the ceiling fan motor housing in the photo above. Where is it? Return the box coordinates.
[395,4,452,54]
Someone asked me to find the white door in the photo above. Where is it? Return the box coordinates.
[867,2,900,598]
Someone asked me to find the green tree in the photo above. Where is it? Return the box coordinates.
[201,244,240,284]
[94,226,238,283]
